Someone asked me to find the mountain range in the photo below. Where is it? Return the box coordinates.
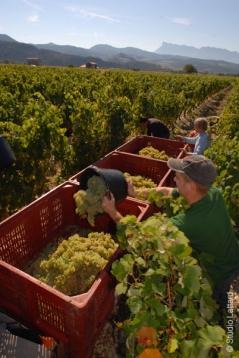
[1,34,239,75]
[155,42,239,65]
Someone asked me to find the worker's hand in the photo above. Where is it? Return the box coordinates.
[155,186,174,196]
[102,192,123,224]
[175,135,183,141]
[126,179,138,197]
[188,130,196,137]
[102,192,117,215]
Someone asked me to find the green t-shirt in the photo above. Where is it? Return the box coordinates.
[170,186,239,286]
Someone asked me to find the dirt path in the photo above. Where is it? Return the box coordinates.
[174,85,233,135]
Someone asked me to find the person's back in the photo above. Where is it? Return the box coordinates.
[140,117,170,139]
[170,185,239,286]
[185,131,210,155]
[148,118,170,138]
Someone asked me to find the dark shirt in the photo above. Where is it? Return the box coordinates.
[147,118,170,138]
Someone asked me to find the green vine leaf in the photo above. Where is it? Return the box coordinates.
[198,325,225,349]
[180,339,200,357]
[115,282,127,295]
[111,254,134,282]
[183,265,201,293]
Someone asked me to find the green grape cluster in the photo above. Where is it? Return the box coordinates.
[138,146,169,160]
[124,172,157,189]
[124,172,157,201]
[28,231,118,296]
[74,175,106,226]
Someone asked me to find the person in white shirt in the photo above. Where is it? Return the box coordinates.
[175,117,210,156]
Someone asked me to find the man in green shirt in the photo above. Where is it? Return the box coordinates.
[102,155,239,311]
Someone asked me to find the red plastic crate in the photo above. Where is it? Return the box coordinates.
[69,152,177,222]
[0,181,149,358]
[116,135,187,159]
[70,151,172,187]
[70,152,177,222]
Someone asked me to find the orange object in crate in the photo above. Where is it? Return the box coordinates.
[0,181,150,358]
[40,336,57,350]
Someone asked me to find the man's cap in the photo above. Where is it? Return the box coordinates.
[167,155,217,187]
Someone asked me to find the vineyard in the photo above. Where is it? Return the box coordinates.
[0,65,239,357]
[0,65,237,221]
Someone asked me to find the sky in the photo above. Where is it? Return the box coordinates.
[1,0,239,53]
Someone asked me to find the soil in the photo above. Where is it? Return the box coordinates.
[174,85,232,134]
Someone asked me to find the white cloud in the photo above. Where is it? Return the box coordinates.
[63,6,77,13]
[79,10,119,22]
[64,6,119,23]
[170,17,192,25]
[21,0,43,12]
[27,14,39,22]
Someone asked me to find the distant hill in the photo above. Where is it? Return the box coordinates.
[33,42,239,74]
[155,42,239,65]
[0,34,17,42]
[1,34,239,74]
[0,40,121,68]
[88,44,163,61]
[35,42,90,57]
[35,43,171,62]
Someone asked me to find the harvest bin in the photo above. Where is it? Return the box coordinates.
[70,151,176,219]
[0,181,150,358]
[70,151,173,187]
[115,135,187,159]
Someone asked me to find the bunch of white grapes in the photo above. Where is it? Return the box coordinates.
[124,172,157,189]
[138,146,169,160]
[124,172,157,201]
[74,175,106,226]
[27,231,118,296]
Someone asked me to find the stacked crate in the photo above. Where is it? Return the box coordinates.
[115,135,185,157]
[0,135,187,358]
[115,135,188,187]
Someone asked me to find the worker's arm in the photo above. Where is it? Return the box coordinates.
[102,192,123,224]
[127,178,174,198]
